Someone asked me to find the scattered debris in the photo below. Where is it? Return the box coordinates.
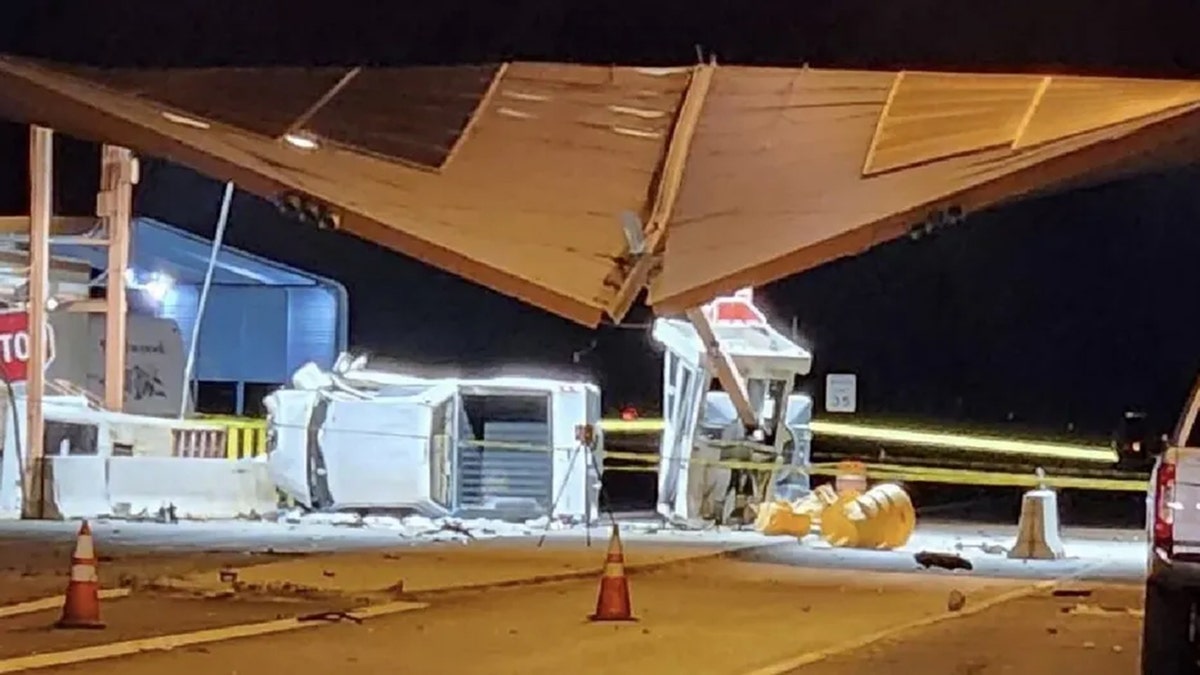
[155,504,179,524]
[1063,603,1143,618]
[218,568,238,584]
[914,551,974,572]
[276,510,539,541]
[251,548,309,558]
[439,522,476,540]
[947,590,967,612]
[297,610,363,625]
[954,541,1007,556]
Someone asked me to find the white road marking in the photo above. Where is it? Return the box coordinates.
[0,589,132,620]
[740,561,1113,675]
[0,600,427,673]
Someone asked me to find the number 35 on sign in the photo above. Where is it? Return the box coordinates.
[825,373,857,414]
[0,310,56,383]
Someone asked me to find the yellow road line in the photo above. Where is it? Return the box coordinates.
[0,600,427,674]
[0,588,131,620]
[740,561,1111,675]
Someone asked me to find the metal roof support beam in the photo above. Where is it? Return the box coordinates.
[282,67,361,139]
[608,62,716,322]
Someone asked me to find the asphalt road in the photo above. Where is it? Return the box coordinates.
[795,585,1143,674]
[0,557,1145,675]
[0,514,1154,675]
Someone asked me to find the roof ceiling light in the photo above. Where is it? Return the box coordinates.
[161,110,211,130]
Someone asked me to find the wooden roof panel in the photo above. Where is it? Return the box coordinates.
[0,56,689,325]
[2,55,1198,324]
[651,67,1200,312]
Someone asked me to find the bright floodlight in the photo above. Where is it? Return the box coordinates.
[143,272,174,302]
[283,133,319,150]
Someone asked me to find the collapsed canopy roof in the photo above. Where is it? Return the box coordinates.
[0,57,1198,324]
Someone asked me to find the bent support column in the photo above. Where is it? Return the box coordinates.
[1008,489,1066,560]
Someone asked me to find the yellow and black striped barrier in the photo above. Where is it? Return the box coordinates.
[198,415,269,460]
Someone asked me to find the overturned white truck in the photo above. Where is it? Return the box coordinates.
[265,358,602,522]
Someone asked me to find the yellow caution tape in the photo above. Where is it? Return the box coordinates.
[199,415,1142,490]
[599,452,1146,491]
[600,417,1117,463]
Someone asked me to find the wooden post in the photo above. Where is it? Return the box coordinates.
[99,146,135,412]
[22,126,52,519]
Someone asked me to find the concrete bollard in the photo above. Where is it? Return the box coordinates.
[1008,489,1066,560]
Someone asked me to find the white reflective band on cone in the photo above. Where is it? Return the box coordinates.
[69,564,98,583]
[74,536,94,560]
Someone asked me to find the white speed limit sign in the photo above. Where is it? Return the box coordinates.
[825,373,857,413]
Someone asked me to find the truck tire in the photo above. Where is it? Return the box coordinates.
[1142,581,1198,675]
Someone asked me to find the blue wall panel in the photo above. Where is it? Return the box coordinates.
[195,286,289,382]
[160,284,199,361]
[159,285,339,384]
[285,286,339,373]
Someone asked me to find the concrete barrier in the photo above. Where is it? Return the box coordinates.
[1008,488,1067,560]
[43,456,109,519]
[105,457,278,520]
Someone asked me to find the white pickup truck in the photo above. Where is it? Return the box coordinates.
[1143,380,1200,674]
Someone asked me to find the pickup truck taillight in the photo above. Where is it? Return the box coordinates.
[1154,459,1177,554]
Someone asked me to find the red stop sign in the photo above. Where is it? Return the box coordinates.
[0,310,56,383]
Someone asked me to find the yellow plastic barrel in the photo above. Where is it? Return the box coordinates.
[819,483,916,550]
[753,500,814,537]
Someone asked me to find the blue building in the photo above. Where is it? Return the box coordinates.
[55,217,348,414]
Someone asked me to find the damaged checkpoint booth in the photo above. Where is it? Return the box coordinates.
[265,355,603,523]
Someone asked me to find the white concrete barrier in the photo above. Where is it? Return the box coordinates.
[1009,488,1067,560]
[44,456,110,519]
[106,457,278,520]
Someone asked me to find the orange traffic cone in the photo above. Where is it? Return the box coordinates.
[589,524,635,622]
[56,520,104,629]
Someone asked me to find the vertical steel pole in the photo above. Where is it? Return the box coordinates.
[179,181,234,419]
[23,126,52,519]
[101,146,135,412]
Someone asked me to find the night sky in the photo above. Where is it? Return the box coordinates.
[2,1,1200,439]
